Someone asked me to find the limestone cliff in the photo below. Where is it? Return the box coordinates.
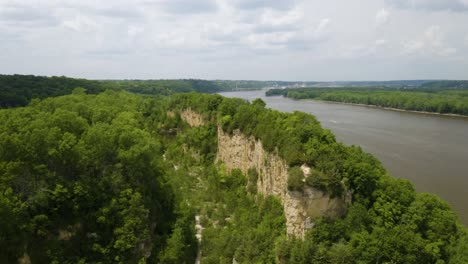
[180,108,206,127]
[176,109,349,237]
[216,128,349,237]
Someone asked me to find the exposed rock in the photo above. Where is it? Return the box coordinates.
[195,215,203,264]
[216,127,349,238]
[180,108,206,127]
[300,164,311,176]
[166,111,175,118]
[18,253,31,264]
[58,223,81,241]
[175,108,350,237]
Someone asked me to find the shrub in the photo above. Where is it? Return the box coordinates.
[287,167,304,192]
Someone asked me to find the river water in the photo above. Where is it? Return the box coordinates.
[219,90,468,225]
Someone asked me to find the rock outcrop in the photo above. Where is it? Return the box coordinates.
[216,128,349,237]
[176,109,349,237]
[180,108,206,127]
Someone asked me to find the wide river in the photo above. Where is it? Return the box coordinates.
[219,90,468,225]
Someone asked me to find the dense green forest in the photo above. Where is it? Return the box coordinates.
[0,75,283,108]
[0,75,231,108]
[0,75,108,107]
[267,87,468,116]
[1,88,467,263]
[101,79,227,95]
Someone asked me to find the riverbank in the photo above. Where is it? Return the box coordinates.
[220,90,468,225]
[293,98,468,119]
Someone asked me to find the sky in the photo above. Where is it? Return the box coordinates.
[0,0,468,81]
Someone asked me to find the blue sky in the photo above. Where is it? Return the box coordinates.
[1,0,467,80]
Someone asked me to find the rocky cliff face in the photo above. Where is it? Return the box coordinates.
[216,128,349,237]
[177,109,349,237]
[180,108,206,127]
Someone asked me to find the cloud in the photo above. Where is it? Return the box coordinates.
[0,3,59,26]
[253,8,302,33]
[386,0,468,12]
[375,39,387,46]
[242,18,331,51]
[231,0,297,10]
[62,15,99,32]
[340,39,389,59]
[147,0,219,14]
[403,40,425,54]
[0,0,467,80]
[202,22,249,46]
[313,18,330,38]
[376,8,390,26]
[402,25,456,56]
[84,5,143,19]
[127,25,144,37]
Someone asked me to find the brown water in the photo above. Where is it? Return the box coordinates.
[219,90,468,225]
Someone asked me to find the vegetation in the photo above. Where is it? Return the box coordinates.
[267,87,468,116]
[421,80,468,89]
[0,74,107,107]
[102,79,227,95]
[0,74,280,109]
[0,86,467,263]
[0,90,192,263]
[287,167,305,192]
[168,93,468,263]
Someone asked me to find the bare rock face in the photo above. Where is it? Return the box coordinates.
[180,108,206,127]
[175,109,349,237]
[216,127,349,237]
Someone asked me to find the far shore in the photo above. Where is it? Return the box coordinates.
[289,97,468,119]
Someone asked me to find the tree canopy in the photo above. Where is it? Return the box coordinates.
[0,89,466,263]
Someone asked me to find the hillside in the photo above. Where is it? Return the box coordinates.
[0,91,467,263]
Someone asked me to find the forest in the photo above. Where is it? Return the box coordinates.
[0,75,108,107]
[0,74,267,108]
[266,87,468,116]
[0,81,467,263]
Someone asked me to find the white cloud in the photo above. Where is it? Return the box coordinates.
[386,0,468,12]
[403,40,425,54]
[259,8,302,28]
[340,39,388,59]
[402,25,456,56]
[127,25,144,37]
[152,0,219,14]
[313,18,331,38]
[376,8,389,26]
[375,39,387,46]
[62,15,99,32]
[231,0,297,10]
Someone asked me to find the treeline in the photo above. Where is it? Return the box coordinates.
[0,74,107,107]
[104,79,312,94]
[212,80,320,90]
[0,75,278,109]
[421,80,468,89]
[0,75,227,108]
[102,79,227,95]
[267,87,468,116]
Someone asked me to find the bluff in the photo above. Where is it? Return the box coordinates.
[178,109,350,237]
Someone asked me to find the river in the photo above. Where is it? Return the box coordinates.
[219,90,468,225]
